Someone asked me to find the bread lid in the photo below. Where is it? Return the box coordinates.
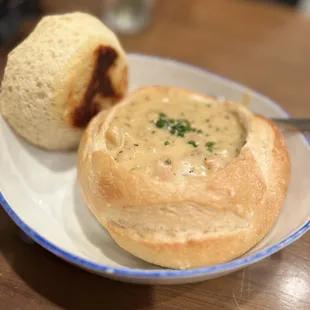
[0,12,128,150]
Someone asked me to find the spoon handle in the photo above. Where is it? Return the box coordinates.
[272,118,310,133]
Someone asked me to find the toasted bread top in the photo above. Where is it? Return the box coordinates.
[0,12,128,150]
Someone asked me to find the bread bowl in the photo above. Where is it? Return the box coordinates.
[0,12,128,150]
[77,86,290,269]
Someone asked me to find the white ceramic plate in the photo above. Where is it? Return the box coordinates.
[1,54,309,285]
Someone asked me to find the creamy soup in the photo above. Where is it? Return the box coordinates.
[106,91,246,180]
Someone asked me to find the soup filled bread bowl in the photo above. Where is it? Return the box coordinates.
[77,86,290,269]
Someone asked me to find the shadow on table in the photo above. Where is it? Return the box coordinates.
[0,204,285,310]
[0,207,196,309]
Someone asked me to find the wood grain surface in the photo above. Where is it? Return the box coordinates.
[0,0,309,309]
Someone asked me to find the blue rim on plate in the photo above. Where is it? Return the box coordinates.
[1,54,309,278]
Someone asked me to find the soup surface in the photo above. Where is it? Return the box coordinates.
[106,91,246,180]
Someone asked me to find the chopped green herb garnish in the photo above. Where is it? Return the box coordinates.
[206,141,216,152]
[164,159,172,165]
[151,130,156,134]
[155,112,202,138]
[224,115,230,120]
[164,140,170,146]
[156,118,169,128]
[188,140,198,148]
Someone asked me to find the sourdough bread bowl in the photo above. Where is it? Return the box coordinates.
[0,12,128,150]
[77,86,290,269]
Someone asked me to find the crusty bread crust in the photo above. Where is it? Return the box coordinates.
[77,86,291,269]
[0,12,128,150]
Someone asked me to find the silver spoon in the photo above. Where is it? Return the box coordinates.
[271,118,310,133]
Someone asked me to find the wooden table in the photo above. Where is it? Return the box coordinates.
[0,0,309,309]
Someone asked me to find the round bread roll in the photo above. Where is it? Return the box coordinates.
[0,12,128,150]
[77,86,290,269]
